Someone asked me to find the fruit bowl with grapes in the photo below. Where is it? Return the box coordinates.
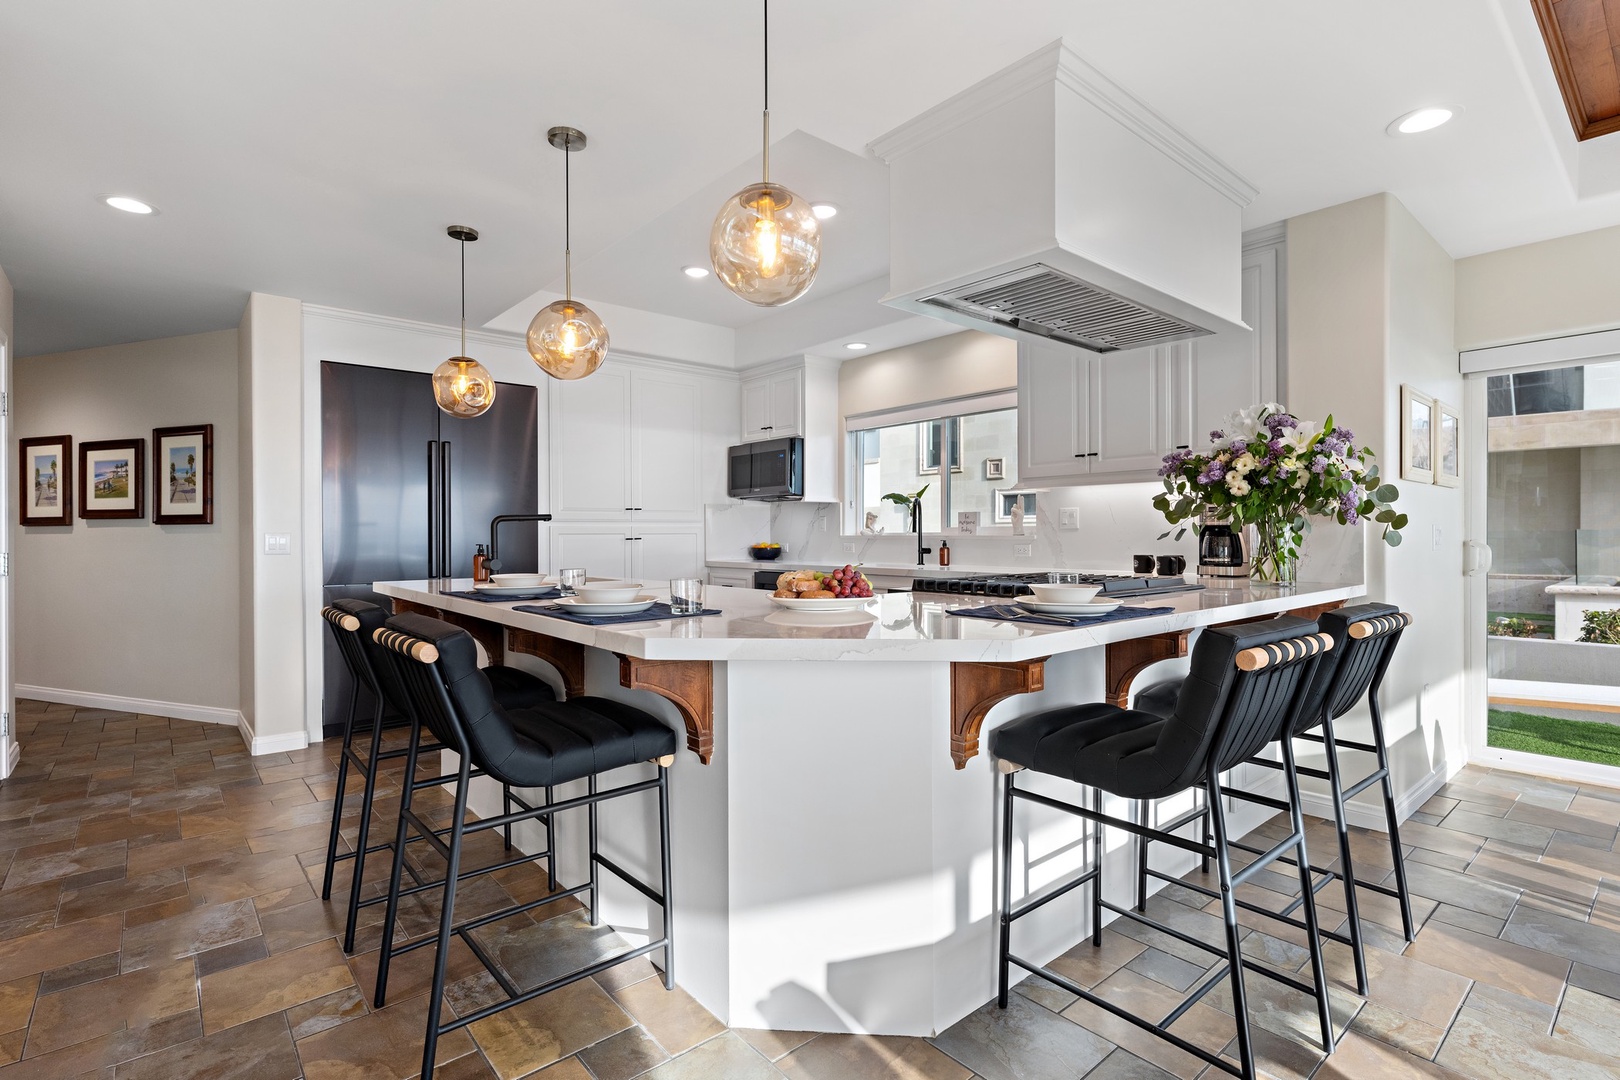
[768,565,875,610]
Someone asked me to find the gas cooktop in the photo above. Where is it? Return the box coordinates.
[910,572,1204,598]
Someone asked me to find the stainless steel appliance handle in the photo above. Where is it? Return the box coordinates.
[441,441,453,578]
[427,440,439,578]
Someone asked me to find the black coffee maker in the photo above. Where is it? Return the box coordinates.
[1198,519,1248,578]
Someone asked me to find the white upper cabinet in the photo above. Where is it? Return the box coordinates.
[1017,339,1091,479]
[1015,234,1278,484]
[551,367,632,516]
[740,368,803,441]
[550,360,732,522]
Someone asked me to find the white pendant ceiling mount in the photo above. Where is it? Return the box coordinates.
[708,0,821,308]
[528,126,610,381]
[432,225,496,417]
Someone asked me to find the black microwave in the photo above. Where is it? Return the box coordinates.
[728,436,804,501]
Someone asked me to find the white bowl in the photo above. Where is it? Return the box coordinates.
[574,581,644,604]
[1027,582,1102,604]
[489,573,549,589]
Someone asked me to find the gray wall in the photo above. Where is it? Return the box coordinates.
[1487,448,1581,577]
[13,330,240,713]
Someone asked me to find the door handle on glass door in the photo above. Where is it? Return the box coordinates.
[1464,540,1492,575]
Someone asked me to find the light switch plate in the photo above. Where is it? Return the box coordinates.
[1432,525,1443,550]
[263,534,291,555]
[1059,507,1080,530]
[1013,543,1033,557]
[842,542,856,553]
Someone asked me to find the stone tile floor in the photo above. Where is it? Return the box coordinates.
[2,699,1620,1078]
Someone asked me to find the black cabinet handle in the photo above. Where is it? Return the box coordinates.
[1175,444,1190,450]
[761,425,773,431]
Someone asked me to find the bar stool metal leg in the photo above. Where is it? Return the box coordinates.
[321,679,363,903]
[1135,799,1149,913]
[374,718,423,1009]
[588,773,601,926]
[1280,736,1336,1054]
[997,768,1016,1008]
[1091,787,1104,947]
[545,784,557,891]
[1320,718,1369,994]
[341,699,390,955]
[1206,775,1256,1079]
[1370,693,1415,941]
[421,756,473,1080]
[657,763,675,991]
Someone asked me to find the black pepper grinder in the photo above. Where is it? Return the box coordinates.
[939,540,951,567]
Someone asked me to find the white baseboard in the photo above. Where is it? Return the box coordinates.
[1,741,18,780]
[236,714,309,756]
[16,685,244,728]
[1470,747,1620,790]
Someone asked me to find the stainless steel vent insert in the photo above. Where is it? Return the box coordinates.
[921,264,1212,353]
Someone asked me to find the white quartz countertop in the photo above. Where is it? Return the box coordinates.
[374,578,1365,663]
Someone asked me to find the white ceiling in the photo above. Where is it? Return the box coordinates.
[3,0,1618,358]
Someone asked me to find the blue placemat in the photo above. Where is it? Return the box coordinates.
[947,603,1176,628]
[513,602,721,626]
[445,587,563,603]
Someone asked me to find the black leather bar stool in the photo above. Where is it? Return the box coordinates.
[370,613,677,1080]
[992,616,1338,1080]
[318,599,557,953]
[1133,603,1414,995]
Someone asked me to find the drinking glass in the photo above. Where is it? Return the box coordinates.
[670,578,705,615]
[559,567,587,596]
[1048,572,1082,585]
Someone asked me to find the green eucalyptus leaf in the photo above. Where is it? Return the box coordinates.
[1385,530,1403,547]
[1393,513,1409,529]
[1374,484,1398,502]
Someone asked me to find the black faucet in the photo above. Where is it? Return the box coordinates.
[912,501,932,566]
[486,514,553,574]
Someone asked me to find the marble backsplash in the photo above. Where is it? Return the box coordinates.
[707,482,1367,586]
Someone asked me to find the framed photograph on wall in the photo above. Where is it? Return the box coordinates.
[19,435,72,527]
[79,438,145,520]
[1400,385,1434,484]
[1433,400,1461,489]
[152,424,214,524]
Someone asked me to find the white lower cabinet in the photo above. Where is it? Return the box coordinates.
[708,567,754,589]
[550,525,703,584]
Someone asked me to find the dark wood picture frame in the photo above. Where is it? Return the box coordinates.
[19,435,73,527]
[152,424,214,525]
[78,438,146,521]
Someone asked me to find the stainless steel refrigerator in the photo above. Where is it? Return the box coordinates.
[320,361,540,733]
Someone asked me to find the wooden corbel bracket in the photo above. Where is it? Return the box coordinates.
[618,656,715,765]
[949,658,1048,769]
[507,629,587,699]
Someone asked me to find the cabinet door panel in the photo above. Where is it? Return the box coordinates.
[768,371,803,438]
[552,368,632,516]
[741,378,773,441]
[632,372,702,518]
[1017,340,1089,478]
[1195,246,1277,444]
[635,529,703,583]
[551,527,631,579]
[1094,347,1170,474]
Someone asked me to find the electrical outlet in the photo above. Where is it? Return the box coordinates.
[1432,525,1443,551]
[842,542,856,554]
[1059,507,1080,530]
[817,515,828,532]
[781,543,791,554]
[1013,543,1033,558]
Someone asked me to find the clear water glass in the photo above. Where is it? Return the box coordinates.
[670,578,705,615]
[559,568,587,596]
[1048,572,1082,585]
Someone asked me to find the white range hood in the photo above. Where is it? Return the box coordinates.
[869,40,1256,353]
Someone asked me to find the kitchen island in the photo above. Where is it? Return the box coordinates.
[373,577,1362,1037]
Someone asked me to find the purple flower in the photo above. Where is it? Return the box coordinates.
[1311,455,1329,474]
[1209,429,1225,443]
[1268,438,1285,454]
[1230,439,1248,455]
[1264,412,1297,432]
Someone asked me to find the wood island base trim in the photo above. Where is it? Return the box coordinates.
[950,658,1047,769]
[618,655,715,765]
[507,628,587,698]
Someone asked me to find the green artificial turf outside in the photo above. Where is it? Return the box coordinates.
[1487,708,1620,768]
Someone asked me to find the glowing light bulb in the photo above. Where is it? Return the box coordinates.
[432,357,496,417]
[753,196,781,277]
[528,299,608,380]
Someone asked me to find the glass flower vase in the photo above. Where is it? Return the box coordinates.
[1251,519,1301,586]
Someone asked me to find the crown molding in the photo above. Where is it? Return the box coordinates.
[868,39,1257,208]
[1242,222,1287,253]
[302,303,526,352]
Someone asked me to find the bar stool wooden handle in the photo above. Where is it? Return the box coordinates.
[1348,612,1413,639]
[1235,632,1334,672]
[372,627,440,664]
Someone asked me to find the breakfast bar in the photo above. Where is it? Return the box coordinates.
[373,577,1362,1037]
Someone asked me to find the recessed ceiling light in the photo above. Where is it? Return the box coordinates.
[845,342,869,351]
[811,203,838,220]
[1387,107,1457,135]
[102,195,156,215]
[682,265,710,278]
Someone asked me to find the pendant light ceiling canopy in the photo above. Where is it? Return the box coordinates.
[528,126,609,381]
[709,0,821,308]
[432,225,496,417]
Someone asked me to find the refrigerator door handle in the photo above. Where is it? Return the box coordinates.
[441,440,453,578]
[427,440,440,579]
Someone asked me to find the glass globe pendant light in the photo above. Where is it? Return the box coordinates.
[528,127,609,381]
[709,0,821,307]
[432,225,496,417]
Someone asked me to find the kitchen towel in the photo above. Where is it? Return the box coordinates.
[513,602,721,626]
[446,588,563,603]
[946,603,1176,628]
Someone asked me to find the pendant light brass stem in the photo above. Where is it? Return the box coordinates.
[564,128,572,302]
[762,111,771,183]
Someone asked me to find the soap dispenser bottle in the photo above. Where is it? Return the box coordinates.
[939,540,951,567]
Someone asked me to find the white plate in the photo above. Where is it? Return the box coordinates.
[474,582,557,596]
[552,595,659,615]
[574,581,645,603]
[489,573,552,588]
[769,595,875,612]
[764,609,877,629]
[1027,583,1103,604]
[1016,598,1123,616]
